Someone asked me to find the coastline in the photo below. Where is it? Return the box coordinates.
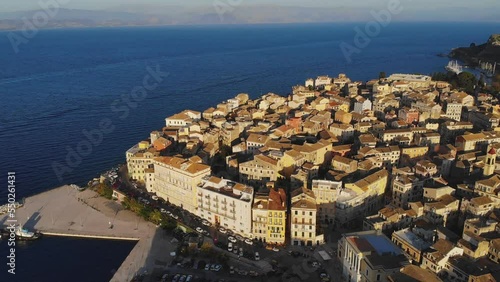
[0,185,174,281]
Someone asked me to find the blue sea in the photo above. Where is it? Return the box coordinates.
[0,236,137,282]
[0,22,499,281]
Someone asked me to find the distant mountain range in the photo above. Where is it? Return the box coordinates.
[0,5,499,31]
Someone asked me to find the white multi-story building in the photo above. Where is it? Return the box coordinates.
[315,75,333,87]
[197,176,254,237]
[312,179,342,223]
[445,101,462,121]
[152,156,211,214]
[386,73,432,88]
[353,97,372,114]
[165,109,201,127]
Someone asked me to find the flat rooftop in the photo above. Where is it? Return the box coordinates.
[393,228,433,251]
[347,231,401,256]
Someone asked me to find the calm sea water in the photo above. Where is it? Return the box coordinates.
[1,22,499,199]
[0,236,137,282]
[0,22,499,281]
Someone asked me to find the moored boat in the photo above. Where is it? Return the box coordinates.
[14,226,41,240]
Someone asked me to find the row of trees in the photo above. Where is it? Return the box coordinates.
[120,196,171,226]
[431,71,478,94]
[92,182,179,230]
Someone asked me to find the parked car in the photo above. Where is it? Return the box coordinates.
[229,266,235,274]
[196,227,203,233]
[228,242,233,252]
[320,273,330,281]
[249,271,259,277]
[228,236,237,243]
[204,264,211,271]
[202,220,212,226]
[226,229,234,236]
[172,274,181,282]
[160,208,167,214]
[179,275,187,282]
[202,230,210,237]
[152,195,159,201]
[244,238,253,245]
[186,275,193,282]
[239,248,243,257]
[218,227,227,234]
[213,265,222,272]
[254,252,260,261]
[235,234,244,241]
[172,214,179,220]
[272,247,279,252]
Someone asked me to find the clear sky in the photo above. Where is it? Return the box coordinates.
[3,0,498,12]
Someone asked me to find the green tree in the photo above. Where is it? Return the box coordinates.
[492,74,500,93]
[124,197,143,214]
[456,71,477,93]
[149,210,163,225]
[200,242,213,256]
[139,205,152,220]
[96,183,113,199]
[161,217,177,231]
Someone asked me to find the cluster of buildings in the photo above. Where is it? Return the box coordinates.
[124,72,500,279]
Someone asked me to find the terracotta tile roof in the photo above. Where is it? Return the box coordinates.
[471,195,494,206]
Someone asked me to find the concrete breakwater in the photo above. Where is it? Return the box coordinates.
[0,185,172,282]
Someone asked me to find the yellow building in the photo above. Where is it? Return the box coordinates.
[239,154,281,185]
[151,156,211,214]
[251,188,287,245]
[126,141,160,182]
[401,146,429,159]
[337,170,389,224]
[292,139,332,165]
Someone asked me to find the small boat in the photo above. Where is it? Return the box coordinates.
[14,226,42,241]
[445,60,463,74]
